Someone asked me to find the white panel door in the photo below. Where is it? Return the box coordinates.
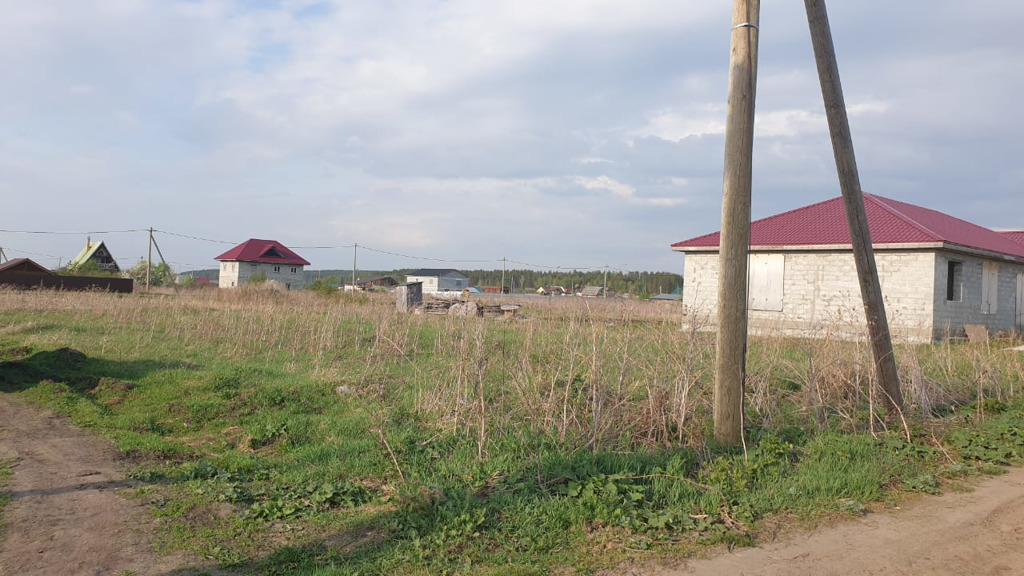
[748,254,784,311]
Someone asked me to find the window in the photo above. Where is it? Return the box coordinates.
[981,261,998,314]
[946,261,962,301]
[290,267,297,274]
[273,266,281,273]
[748,254,784,311]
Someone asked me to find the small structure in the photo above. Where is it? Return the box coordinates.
[580,286,610,298]
[406,269,469,294]
[396,282,423,313]
[215,239,310,289]
[672,194,1024,341]
[481,285,509,294]
[68,238,120,273]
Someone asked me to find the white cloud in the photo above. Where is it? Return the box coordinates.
[576,176,686,207]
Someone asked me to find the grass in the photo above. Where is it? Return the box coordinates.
[1,287,1023,574]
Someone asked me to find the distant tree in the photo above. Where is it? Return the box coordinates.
[125,261,175,287]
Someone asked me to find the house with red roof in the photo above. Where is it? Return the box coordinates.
[671,194,1024,342]
[214,239,310,290]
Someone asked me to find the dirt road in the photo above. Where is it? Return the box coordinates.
[3,393,1023,576]
[0,394,206,576]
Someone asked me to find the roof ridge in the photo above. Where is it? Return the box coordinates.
[864,194,943,242]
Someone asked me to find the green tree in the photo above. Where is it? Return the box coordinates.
[125,261,175,287]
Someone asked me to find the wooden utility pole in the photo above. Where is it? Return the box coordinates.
[714,0,760,446]
[804,0,903,415]
[352,243,358,289]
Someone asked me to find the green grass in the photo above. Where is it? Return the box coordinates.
[1,289,1023,574]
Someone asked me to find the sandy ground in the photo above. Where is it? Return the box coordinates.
[2,393,1023,576]
[0,394,208,576]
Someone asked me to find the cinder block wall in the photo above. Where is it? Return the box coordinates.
[932,252,1024,338]
[683,250,937,341]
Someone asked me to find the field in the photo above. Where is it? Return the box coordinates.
[1,287,1023,575]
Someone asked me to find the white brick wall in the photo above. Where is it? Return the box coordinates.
[683,249,1024,342]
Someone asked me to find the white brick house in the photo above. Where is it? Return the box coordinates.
[215,239,310,290]
[672,195,1024,342]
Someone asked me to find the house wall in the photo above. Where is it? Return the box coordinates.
[683,250,938,341]
[218,261,305,289]
[932,251,1024,338]
[407,273,468,293]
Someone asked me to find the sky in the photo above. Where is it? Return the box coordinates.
[2,0,1023,275]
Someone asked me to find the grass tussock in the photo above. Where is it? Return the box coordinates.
[0,287,1022,575]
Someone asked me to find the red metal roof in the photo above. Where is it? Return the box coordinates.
[214,239,311,266]
[671,194,1024,259]
[1000,231,1024,246]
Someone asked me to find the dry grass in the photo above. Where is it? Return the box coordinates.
[2,286,1021,455]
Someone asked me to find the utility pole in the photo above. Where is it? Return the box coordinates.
[150,232,179,294]
[352,243,358,289]
[603,266,608,299]
[714,0,760,446]
[804,0,903,415]
[146,227,153,292]
[501,257,506,296]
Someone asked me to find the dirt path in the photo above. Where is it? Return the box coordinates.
[631,466,1024,576]
[0,394,207,576]
[3,393,1023,576]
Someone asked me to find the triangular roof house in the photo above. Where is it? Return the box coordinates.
[214,239,310,290]
[672,194,1024,341]
[69,238,121,273]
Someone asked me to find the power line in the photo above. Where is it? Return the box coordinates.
[0,229,144,235]
[358,244,498,264]
[152,230,237,245]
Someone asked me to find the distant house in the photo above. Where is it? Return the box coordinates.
[671,194,1024,342]
[68,238,120,273]
[215,239,310,290]
[406,269,469,294]
[480,285,509,294]
[0,258,132,292]
[536,286,566,296]
[580,286,611,298]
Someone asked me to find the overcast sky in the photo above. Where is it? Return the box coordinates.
[2,0,1022,274]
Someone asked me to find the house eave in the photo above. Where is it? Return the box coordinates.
[673,242,1024,264]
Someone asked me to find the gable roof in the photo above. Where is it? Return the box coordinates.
[0,258,53,276]
[69,239,121,272]
[407,268,468,278]
[672,194,1024,260]
[214,239,310,266]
